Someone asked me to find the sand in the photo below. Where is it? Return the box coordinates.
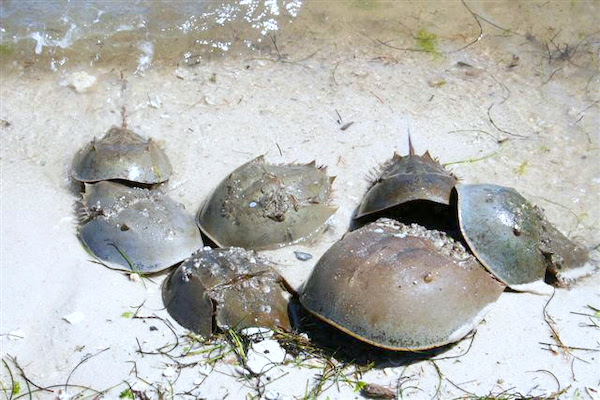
[1,1,599,398]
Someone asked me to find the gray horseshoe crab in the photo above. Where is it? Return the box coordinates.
[353,139,457,230]
[197,156,337,250]
[78,181,202,273]
[71,126,172,185]
[300,219,505,351]
[456,183,590,293]
[163,247,293,338]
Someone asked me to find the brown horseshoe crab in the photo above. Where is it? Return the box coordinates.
[78,181,202,273]
[71,126,172,185]
[299,219,505,351]
[456,183,590,293]
[163,247,293,337]
[197,156,337,250]
[353,139,457,230]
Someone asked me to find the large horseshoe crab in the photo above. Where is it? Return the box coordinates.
[163,247,293,338]
[197,156,337,250]
[300,219,505,351]
[78,181,202,273]
[456,183,590,293]
[71,126,172,185]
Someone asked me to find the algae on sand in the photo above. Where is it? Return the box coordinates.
[415,28,439,54]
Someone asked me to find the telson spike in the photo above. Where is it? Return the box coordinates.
[408,131,415,156]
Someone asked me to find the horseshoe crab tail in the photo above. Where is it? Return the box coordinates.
[408,130,415,156]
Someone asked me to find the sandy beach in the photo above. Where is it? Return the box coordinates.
[1,1,599,398]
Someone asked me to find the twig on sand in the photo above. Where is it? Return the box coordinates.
[134,315,180,357]
[539,343,599,353]
[396,374,424,398]
[541,290,588,364]
[428,360,443,399]
[535,196,583,228]
[529,369,561,394]
[542,289,567,354]
[447,0,484,54]
[447,129,506,144]
[575,100,599,124]
[542,67,563,85]
[269,34,283,61]
[487,104,529,139]
[251,35,320,68]
[433,332,477,361]
[3,355,117,400]
[441,374,476,398]
[64,347,110,392]
[442,146,504,167]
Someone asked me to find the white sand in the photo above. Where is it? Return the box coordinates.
[1,1,599,398]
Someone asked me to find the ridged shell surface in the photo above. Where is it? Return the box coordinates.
[163,247,292,337]
[198,156,337,250]
[457,183,589,293]
[72,126,172,184]
[355,151,456,219]
[79,181,202,273]
[300,219,505,351]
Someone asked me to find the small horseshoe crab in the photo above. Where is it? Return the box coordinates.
[456,183,590,293]
[71,126,172,185]
[299,219,505,351]
[78,181,202,273]
[197,156,337,250]
[353,139,457,230]
[163,247,293,338]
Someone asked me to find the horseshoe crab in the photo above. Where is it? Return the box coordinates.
[72,126,172,185]
[78,181,202,273]
[163,247,293,337]
[354,140,457,230]
[456,183,590,293]
[197,156,337,250]
[299,219,505,351]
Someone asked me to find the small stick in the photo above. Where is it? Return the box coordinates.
[65,347,110,392]
[539,343,599,352]
[487,103,529,138]
[340,122,354,131]
[335,109,342,125]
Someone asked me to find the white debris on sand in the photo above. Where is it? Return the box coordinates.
[65,71,97,93]
[245,339,286,375]
[62,311,85,325]
[240,326,274,340]
[148,94,162,109]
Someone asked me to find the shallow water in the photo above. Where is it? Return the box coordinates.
[2,0,598,73]
[1,0,304,70]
